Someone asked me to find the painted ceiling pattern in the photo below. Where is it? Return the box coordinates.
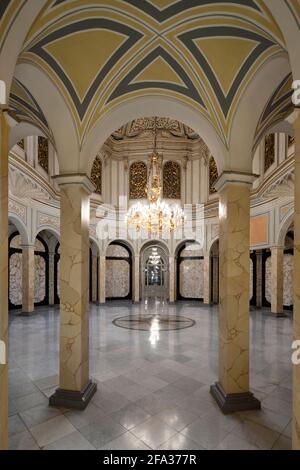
[9,78,53,143]
[17,0,287,148]
[254,72,293,149]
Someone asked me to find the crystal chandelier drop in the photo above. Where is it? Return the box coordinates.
[126,118,185,234]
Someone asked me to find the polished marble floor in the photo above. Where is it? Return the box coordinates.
[8,300,293,450]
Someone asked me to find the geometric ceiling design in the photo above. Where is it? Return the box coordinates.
[9,78,53,143]
[15,1,288,147]
[254,73,293,149]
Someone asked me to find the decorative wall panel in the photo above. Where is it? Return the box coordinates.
[106,260,130,298]
[163,161,181,199]
[264,134,275,172]
[265,256,272,304]
[129,161,147,199]
[38,136,49,173]
[9,253,22,306]
[34,255,46,303]
[106,244,129,257]
[91,155,102,194]
[179,259,203,299]
[209,156,218,194]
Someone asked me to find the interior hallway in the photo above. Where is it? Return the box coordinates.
[8,301,292,450]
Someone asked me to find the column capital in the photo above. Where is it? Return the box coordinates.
[52,173,95,194]
[214,171,258,192]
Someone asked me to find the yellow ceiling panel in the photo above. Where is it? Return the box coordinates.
[132,55,186,87]
[193,36,258,96]
[44,28,126,101]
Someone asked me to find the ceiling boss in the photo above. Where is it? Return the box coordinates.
[126,117,185,235]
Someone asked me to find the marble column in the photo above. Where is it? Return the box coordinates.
[98,255,106,304]
[271,246,284,316]
[49,174,96,409]
[0,111,9,449]
[21,244,35,314]
[210,172,260,413]
[48,251,55,306]
[212,255,219,304]
[169,256,175,302]
[133,255,140,303]
[293,110,300,450]
[91,255,97,303]
[203,254,211,304]
[255,250,263,308]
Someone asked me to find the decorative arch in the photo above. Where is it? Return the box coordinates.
[163,161,181,199]
[129,161,147,199]
[8,214,29,245]
[277,210,294,246]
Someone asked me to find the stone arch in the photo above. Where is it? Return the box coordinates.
[8,214,29,245]
[277,210,294,247]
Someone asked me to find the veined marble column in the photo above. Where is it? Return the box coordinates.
[210,172,260,413]
[48,251,55,306]
[91,255,97,303]
[293,110,300,450]
[271,246,284,316]
[255,250,263,308]
[98,255,106,304]
[49,174,96,409]
[203,255,211,304]
[212,255,219,304]
[0,111,9,449]
[133,256,140,303]
[169,256,175,302]
[21,244,35,314]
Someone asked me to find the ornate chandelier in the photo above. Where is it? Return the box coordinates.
[126,118,184,234]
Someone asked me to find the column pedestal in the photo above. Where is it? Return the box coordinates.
[210,172,260,414]
[21,244,35,315]
[49,174,96,410]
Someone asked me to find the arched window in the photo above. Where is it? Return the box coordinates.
[163,161,181,199]
[91,155,102,195]
[38,136,49,173]
[264,134,275,172]
[129,161,147,199]
[209,156,218,194]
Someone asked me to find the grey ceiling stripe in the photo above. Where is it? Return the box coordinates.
[10,78,49,127]
[108,45,205,107]
[261,73,293,124]
[179,26,275,117]
[28,19,143,120]
[0,0,11,20]
[124,0,260,23]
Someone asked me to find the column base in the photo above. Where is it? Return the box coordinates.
[49,380,97,410]
[210,382,261,414]
[20,310,35,316]
[271,311,288,318]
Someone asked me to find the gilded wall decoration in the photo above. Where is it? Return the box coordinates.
[38,136,49,173]
[163,161,181,199]
[129,161,147,199]
[91,155,102,194]
[264,134,275,172]
[209,156,218,194]
[112,118,200,140]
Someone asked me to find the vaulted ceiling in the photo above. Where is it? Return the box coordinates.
[0,0,297,158]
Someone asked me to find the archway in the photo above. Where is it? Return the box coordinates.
[105,241,133,300]
[176,240,204,301]
[140,241,169,301]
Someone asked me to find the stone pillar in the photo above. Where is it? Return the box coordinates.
[0,111,9,449]
[203,254,211,304]
[91,255,98,303]
[49,174,96,409]
[21,244,35,314]
[169,256,175,302]
[293,110,300,450]
[271,246,284,315]
[255,250,263,308]
[98,255,106,304]
[133,255,140,303]
[48,251,55,306]
[210,172,260,413]
[212,255,219,304]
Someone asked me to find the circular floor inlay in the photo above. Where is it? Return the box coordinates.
[112,314,195,331]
